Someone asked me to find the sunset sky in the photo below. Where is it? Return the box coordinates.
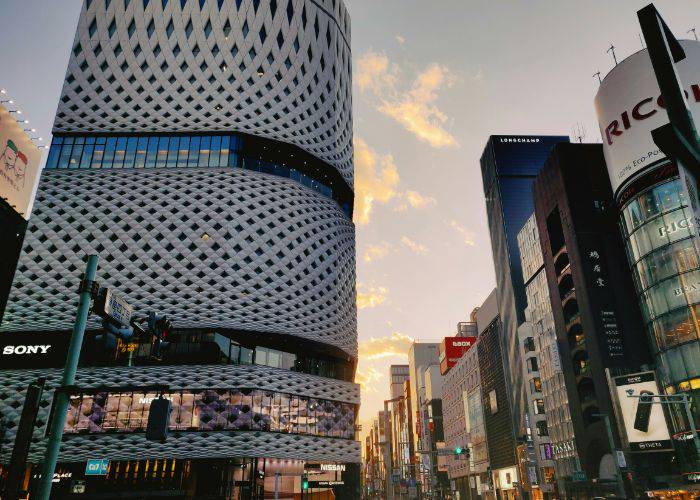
[1,0,699,436]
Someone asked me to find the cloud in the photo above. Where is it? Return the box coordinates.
[364,242,393,263]
[449,220,476,247]
[357,283,389,309]
[356,51,457,148]
[359,332,414,360]
[400,236,428,255]
[355,365,384,393]
[405,190,436,209]
[356,51,397,94]
[354,137,401,225]
[395,35,405,45]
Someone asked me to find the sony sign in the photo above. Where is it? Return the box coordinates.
[0,333,69,369]
[594,40,700,196]
[3,345,51,355]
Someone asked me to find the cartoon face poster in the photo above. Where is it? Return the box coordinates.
[0,105,40,219]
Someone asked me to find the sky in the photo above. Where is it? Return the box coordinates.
[1,0,699,437]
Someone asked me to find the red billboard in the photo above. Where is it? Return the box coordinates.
[438,336,477,375]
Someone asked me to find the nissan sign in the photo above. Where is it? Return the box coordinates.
[594,40,700,197]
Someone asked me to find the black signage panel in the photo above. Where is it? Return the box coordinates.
[0,332,70,369]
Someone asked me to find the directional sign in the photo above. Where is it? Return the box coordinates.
[95,288,133,327]
[85,459,109,476]
[572,470,587,482]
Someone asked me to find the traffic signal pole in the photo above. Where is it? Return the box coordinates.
[36,255,99,500]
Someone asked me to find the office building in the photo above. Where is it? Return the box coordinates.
[533,142,653,495]
[480,134,570,443]
[441,316,481,499]
[476,288,520,500]
[388,364,413,491]
[407,341,440,495]
[0,0,358,498]
[518,214,579,494]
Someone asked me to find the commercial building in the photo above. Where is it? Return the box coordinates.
[517,214,579,495]
[407,341,440,495]
[595,41,700,484]
[388,364,413,492]
[480,135,570,445]
[475,288,519,499]
[0,0,359,498]
[533,142,653,496]
[441,316,481,499]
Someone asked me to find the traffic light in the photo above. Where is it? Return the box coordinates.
[146,396,171,442]
[96,318,134,351]
[302,474,309,490]
[148,311,172,359]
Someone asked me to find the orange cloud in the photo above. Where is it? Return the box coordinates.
[364,242,393,263]
[356,52,457,148]
[354,137,400,225]
[449,220,476,247]
[359,332,414,360]
[357,283,389,309]
[400,236,428,255]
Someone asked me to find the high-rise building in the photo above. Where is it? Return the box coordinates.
[533,142,653,496]
[407,342,440,495]
[476,288,520,499]
[0,0,358,498]
[388,364,412,490]
[517,213,578,493]
[480,135,569,442]
[594,41,700,476]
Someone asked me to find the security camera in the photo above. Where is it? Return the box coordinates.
[626,389,634,397]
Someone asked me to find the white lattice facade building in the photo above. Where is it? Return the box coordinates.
[0,0,359,493]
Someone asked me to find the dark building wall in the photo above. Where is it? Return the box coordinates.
[480,135,569,439]
[533,143,651,479]
[477,317,517,471]
[0,198,26,325]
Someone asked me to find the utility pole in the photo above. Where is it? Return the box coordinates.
[4,378,45,500]
[36,255,99,500]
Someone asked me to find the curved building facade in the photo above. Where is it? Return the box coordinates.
[595,41,700,446]
[0,1,358,498]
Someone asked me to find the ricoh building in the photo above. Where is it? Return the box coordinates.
[0,0,359,498]
[595,40,700,465]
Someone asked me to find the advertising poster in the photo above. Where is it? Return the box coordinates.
[0,104,42,219]
[613,371,672,452]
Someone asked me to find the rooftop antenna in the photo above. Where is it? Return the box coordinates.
[571,123,587,144]
[607,44,618,66]
[593,71,601,84]
[689,28,698,41]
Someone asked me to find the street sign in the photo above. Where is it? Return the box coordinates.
[95,288,133,327]
[572,470,587,482]
[85,459,109,476]
[616,450,627,468]
[308,480,344,487]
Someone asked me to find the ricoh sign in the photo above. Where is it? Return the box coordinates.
[594,40,700,196]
